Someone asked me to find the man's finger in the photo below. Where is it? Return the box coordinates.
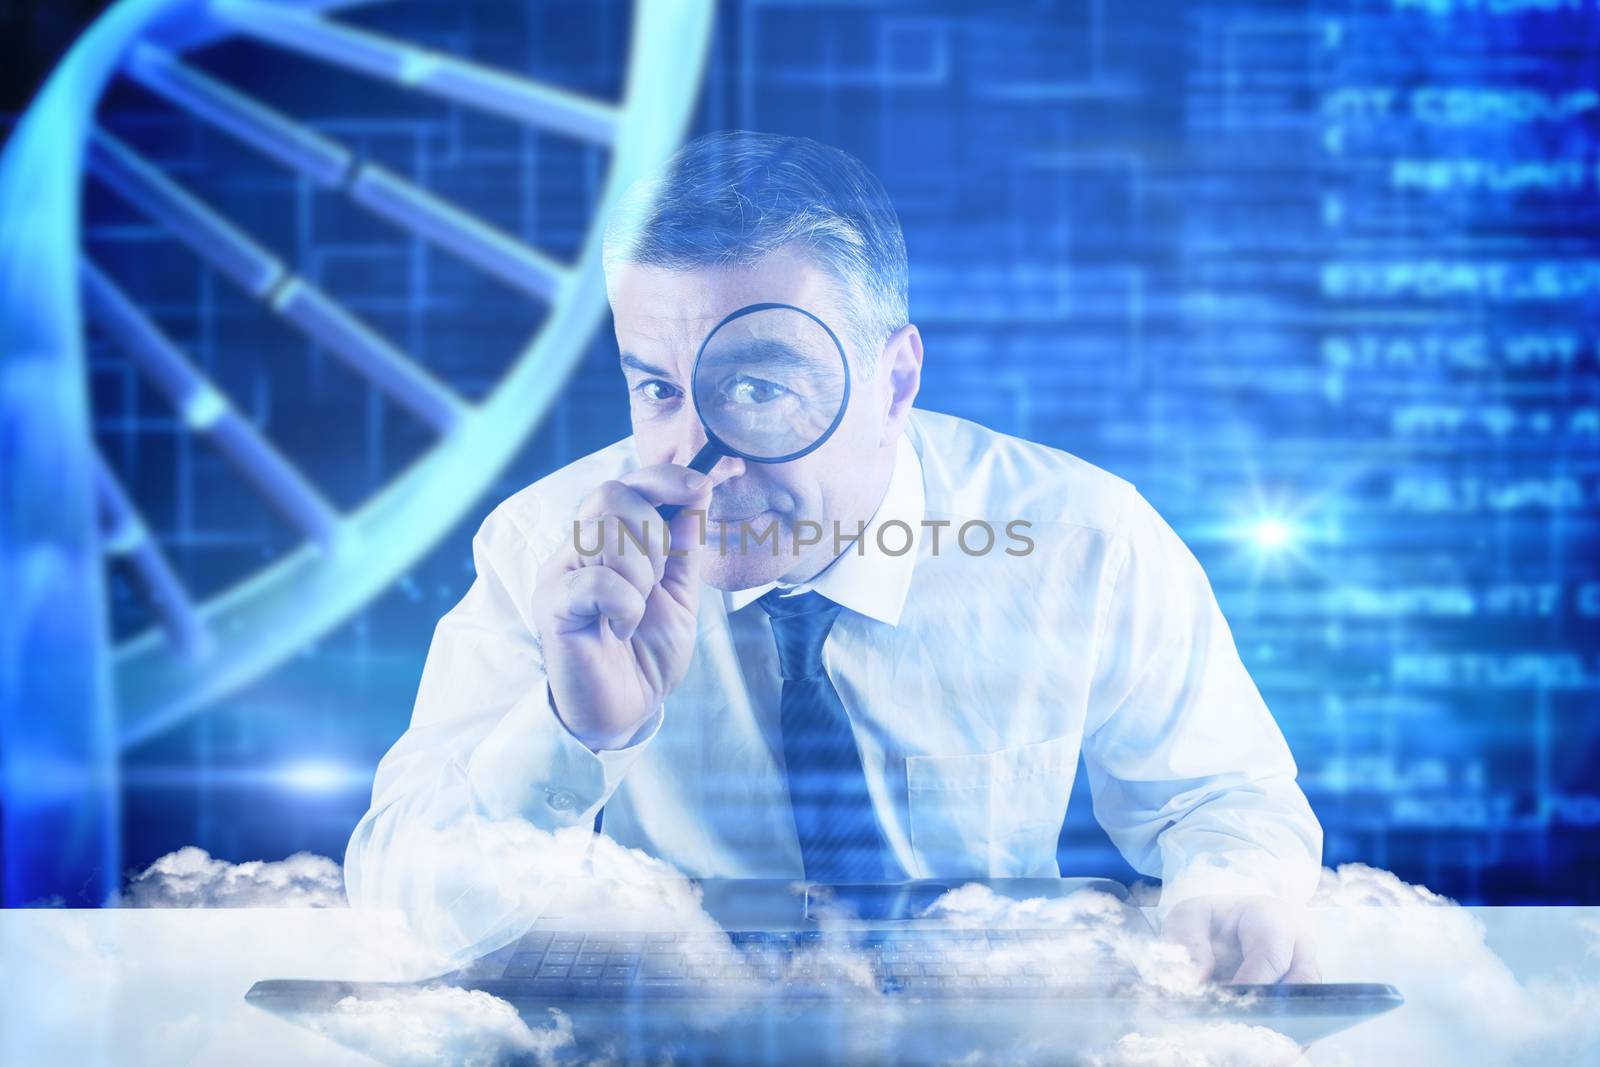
[575,481,674,588]
[594,516,665,598]
[659,504,709,601]
[1230,902,1299,984]
[613,463,715,508]
[557,566,647,640]
[1281,933,1321,983]
[1161,900,1216,982]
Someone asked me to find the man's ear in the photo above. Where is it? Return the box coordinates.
[877,323,923,447]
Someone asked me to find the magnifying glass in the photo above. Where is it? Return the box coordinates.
[657,301,851,522]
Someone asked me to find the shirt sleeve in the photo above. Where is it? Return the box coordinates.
[343,501,661,963]
[1078,488,1323,923]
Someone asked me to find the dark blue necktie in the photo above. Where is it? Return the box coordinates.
[758,590,891,882]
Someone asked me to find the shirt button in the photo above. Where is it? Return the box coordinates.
[545,788,578,812]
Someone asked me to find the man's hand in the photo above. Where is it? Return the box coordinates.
[1161,895,1321,984]
[534,464,715,751]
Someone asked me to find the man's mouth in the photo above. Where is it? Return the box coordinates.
[706,508,773,527]
[705,488,775,525]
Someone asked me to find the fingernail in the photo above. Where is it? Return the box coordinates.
[684,470,708,490]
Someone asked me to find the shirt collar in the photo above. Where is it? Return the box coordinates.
[723,431,924,627]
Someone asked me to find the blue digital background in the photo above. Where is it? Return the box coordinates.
[4,0,1597,905]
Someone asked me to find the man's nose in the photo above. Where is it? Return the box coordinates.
[675,413,710,465]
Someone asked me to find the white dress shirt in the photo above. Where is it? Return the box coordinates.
[345,408,1322,960]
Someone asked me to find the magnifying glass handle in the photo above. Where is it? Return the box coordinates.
[657,442,722,522]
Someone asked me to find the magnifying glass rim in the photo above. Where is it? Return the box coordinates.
[689,300,853,465]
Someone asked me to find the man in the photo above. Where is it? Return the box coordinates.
[346,130,1323,985]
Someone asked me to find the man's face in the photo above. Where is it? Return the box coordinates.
[608,248,896,590]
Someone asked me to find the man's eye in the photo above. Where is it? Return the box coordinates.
[721,375,790,405]
[635,379,681,402]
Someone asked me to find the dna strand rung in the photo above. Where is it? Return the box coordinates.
[0,0,715,905]
[88,128,284,296]
[124,42,571,299]
[81,257,344,551]
[88,128,471,434]
[94,453,209,657]
[214,0,623,145]
[125,42,356,186]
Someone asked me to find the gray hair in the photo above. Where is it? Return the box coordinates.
[602,130,908,376]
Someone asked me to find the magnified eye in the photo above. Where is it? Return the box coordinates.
[721,374,791,405]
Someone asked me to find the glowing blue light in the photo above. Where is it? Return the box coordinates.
[1252,517,1295,551]
[276,760,359,794]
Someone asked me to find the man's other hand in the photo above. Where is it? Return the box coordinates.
[1161,895,1321,984]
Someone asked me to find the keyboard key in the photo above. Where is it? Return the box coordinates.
[576,953,609,966]
[640,959,686,979]
[538,964,571,978]
[516,932,553,952]
[503,953,544,978]
[544,952,577,966]
[606,965,635,979]
[549,938,583,953]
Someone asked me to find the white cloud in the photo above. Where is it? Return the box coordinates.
[7,908,439,1067]
[17,843,1588,1067]
[1087,1022,1309,1067]
[308,988,574,1067]
[1308,863,1600,1067]
[925,882,1205,998]
[121,846,345,908]
[1577,917,1600,960]
[1311,862,1455,908]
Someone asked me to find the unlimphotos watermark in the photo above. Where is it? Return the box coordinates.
[573,512,1036,559]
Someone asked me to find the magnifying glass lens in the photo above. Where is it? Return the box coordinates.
[691,305,849,462]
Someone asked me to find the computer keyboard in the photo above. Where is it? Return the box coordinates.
[472,928,1138,999]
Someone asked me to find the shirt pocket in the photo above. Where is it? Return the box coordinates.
[904,734,1077,879]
